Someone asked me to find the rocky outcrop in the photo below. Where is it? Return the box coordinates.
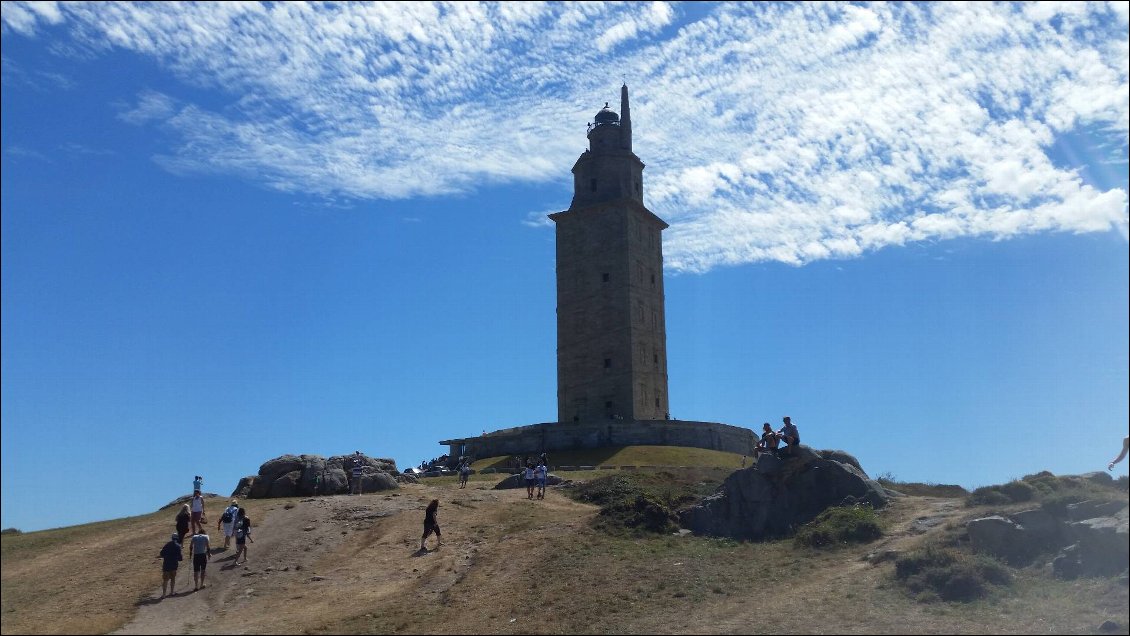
[678,445,888,541]
[965,498,1128,577]
[237,453,400,498]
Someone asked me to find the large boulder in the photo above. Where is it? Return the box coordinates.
[242,453,400,498]
[967,516,1039,565]
[679,445,888,541]
[231,476,256,499]
[1069,507,1129,577]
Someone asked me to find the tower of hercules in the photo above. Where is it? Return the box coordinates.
[549,85,670,424]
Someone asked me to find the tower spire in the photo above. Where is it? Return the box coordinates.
[620,83,632,152]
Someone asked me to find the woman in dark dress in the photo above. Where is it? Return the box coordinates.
[175,504,191,548]
[420,499,441,551]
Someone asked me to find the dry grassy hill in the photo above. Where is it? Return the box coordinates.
[2,455,1127,635]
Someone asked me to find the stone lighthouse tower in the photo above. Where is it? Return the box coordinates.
[550,85,670,424]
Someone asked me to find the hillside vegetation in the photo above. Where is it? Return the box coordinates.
[2,454,1127,635]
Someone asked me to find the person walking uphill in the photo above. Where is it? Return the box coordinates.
[420,499,442,552]
[175,504,191,549]
[218,500,239,549]
[189,529,211,591]
[159,533,183,598]
[189,491,207,534]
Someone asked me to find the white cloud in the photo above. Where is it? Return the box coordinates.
[2,1,1126,271]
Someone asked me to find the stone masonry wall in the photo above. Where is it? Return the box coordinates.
[443,419,758,462]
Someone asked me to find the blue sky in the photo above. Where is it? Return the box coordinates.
[2,1,1127,532]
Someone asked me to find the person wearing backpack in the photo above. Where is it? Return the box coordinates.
[218,500,240,549]
[233,508,253,565]
[159,533,183,598]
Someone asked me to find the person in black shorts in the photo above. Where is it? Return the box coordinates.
[159,533,182,598]
[189,530,211,591]
[233,508,253,565]
[420,499,441,551]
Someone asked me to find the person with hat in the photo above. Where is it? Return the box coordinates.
[159,533,183,598]
[218,500,240,549]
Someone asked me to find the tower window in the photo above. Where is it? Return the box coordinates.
[590,178,597,192]
[655,397,660,407]
[602,272,609,282]
[604,358,612,369]
[650,273,655,285]
[653,353,658,364]
[636,181,641,195]
[605,401,613,409]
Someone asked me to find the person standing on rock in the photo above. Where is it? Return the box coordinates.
[420,499,441,551]
[159,533,183,598]
[777,416,801,456]
[193,475,203,493]
[218,500,240,549]
[189,491,207,534]
[233,508,252,565]
[189,528,211,591]
[175,504,191,549]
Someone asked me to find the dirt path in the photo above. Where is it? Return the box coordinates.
[113,483,592,635]
[114,489,432,635]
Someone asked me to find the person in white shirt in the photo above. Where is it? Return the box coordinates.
[217,500,240,549]
[524,464,536,500]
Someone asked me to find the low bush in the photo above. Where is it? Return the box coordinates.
[794,505,883,548]
[567,470,725,535]
[895,545,1011,602]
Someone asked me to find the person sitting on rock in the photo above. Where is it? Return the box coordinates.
[776,416,800,456]
[754,423,780,459]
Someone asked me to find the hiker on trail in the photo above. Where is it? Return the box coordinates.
[189,529,211,591]
[524,463,537,500]
[233,508,253,565]
[459,462,471,489]
[352,452,365,495]
[776,416,800,456]
[420,499,442,551]
[755,423,780,459]
[218,500,240,549]
[175,504,191,549]
[189,491,207,534]
[193,475,203,493]
[159,533,183,598]
[535,462,548,500]
[1110,436,1130,471]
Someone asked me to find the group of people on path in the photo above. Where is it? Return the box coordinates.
[523,459,550,500]
[753,416,801,460]
[158,477,253,599]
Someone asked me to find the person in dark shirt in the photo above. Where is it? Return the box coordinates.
[159,534,183,598]
[175,504,191,549]
[420,499,441,552]
[233,508,253,565]
[777,416,801,456]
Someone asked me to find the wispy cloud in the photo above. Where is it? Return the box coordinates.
[3,1,1126,271]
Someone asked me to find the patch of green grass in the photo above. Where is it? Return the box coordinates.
[876,476,968,498]
[564,468,728,535]
[967,472,1126,509]
[794,504,883,548]
[895,545,1012,602]
[472,445,745,472]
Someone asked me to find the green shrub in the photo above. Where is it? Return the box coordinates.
[795,505,883,548]
[568,471,722,535]
[998,480,1035,502]
[895,545,1011,602]
[967,486,1011,507]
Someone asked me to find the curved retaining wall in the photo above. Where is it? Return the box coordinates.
[441,419,758,461]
